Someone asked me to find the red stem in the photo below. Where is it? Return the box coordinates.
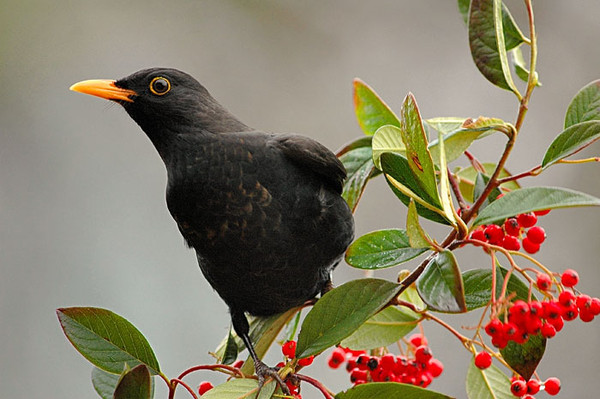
[294,373,335,399]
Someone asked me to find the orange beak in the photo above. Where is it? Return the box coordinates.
[69,79,137,103]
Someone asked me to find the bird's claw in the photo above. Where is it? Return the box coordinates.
[255,360,290,396]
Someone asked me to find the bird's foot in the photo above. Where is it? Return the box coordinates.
[254,359,290,396]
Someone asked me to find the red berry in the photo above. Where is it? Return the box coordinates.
[349,368,367,384]
[298,355,314,367]
[525,316,542,335]
[484,319,503,336]
[558,290,576,307]
[576,294,592,310]
[511,379,528,397]
[561,269,579,287]
[544,377,561,395]
[415,345,433,363]
[491,334,508,349]
[282,340,296,358]
[510,300,530,318]
[484,224,504,245]
[427,358,444,377]
[366,357,379,371]
[474,352,492,369]
[504,217,521,237]
[527,379,541,395]
[541,322,557,338]
[501,235,521,251]
[548,316,565,332]
[232,359,244,369]
[380,353,396,371]
[542,300,562,320]
[355,354,370,370]
[517,212,538,228]
[503,322,520,341]
[471,228,486,241]
[590,297,600,316]
[327,348,346,369]
[534,209,551,216]
[536,274,552,291]
[580,308,595,322]
[408,333,428,347]
[504,217,522,237]
[198,381,214,396]
[522,237,540,254]
[561,303,579,321]
[526,226,546,244]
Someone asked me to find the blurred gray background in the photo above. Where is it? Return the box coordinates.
[2,1,599,398]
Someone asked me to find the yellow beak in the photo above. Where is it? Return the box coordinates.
[69,79,137,103]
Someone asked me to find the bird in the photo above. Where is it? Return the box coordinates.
[70,67,355,393]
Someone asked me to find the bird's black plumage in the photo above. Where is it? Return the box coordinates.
[70,67,355,391]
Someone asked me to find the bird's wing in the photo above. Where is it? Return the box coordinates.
[271,134,346,194]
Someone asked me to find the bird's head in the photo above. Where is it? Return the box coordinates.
[70,68,250,142]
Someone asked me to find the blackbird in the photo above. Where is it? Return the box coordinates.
[70,68,354,391]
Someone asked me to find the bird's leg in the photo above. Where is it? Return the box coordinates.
[231,310,291,395]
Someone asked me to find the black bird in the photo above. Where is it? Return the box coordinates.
[70,68,354,391]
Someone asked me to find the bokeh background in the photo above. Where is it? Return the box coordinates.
[2,1,599,398]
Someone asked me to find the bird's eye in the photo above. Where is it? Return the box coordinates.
[149,77,171,95]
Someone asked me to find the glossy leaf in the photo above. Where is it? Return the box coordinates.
[338,137,378,212]
[406,200,432,249]
[425,117,467,135]
[345,229,428,269]
[455,163,519,203]
[459,0,527,50]
[542,121,600,168]
[92,367,121,399]
[511,47,541,86]
[436,131,457,224]
[353,79,401,136]
[382,152,450,225]
[469,0,519,94]
[564,79,600,128]
[336,382,452,399]
[113,365,152,399]
[399,93,440,208]
[429,117,506,165]
[466,360,513,399]
[221,328,239,365]
[473,172,502,211]
[296,279,401,358]
[372,125,406,170]
[500,334,546,380]
[56,307,160,375]
[463,266,532,311]
[202,378,276,399]
[416,250,467,313]
[474,186,600,226]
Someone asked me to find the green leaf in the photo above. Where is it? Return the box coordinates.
[381,152,444,217]
[429,117,506,165]
[399,93,441,208]
[372,125,406,170]
[406,200,433,249]
[416,250,467,313]
[474,186,600,226]
[436,130,457,224]
[511,47,541,86]
[353,79,401,136]
[336,382,453,399]
[455,163,519,203]
[338,138,378,212]
[202,378,276,399]
[345,229,428,270]
[56,307,160,375]
[565,79,600,128]
[473,173,502,211]
[459,0,527,51]
[500,334,546,380]
[113,365,152,399]
[221,328,239,365]
[296,279,401,358]
[92,367,121,399]
[469,0,520,94]
[466,360,513,399]
[425,117,467,135]
[542,121,600,168]
[463,265,532,311]
[340,305,419,350]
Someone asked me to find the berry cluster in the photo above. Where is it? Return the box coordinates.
[470,209,549,254]
[278,340,315,398]
[326,334,443,387]
[484,269,600,349]
[510,375,561,397]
